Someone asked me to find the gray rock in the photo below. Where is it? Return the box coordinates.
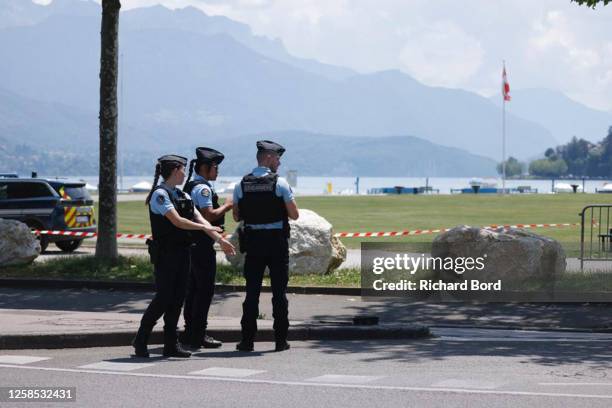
[0,218,40,266]
[226,209,346,274]
[431,225,566,283]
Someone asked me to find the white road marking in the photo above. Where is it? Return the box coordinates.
[540,383,612,386]
[79,361,155,371]
[190,367,266,377]
[306,374,384,384]
[0,363,611,399]
[435,337,612,342]
[433,379,499,389]
[0,355,51,365]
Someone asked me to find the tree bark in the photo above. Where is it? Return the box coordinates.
[96,0,121,261]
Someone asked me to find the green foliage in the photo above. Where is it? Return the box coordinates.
[571,0,610,8]
[0,255,361,287]
[496,156,524,177]
[531,126,612,177]
[528,158,568,177]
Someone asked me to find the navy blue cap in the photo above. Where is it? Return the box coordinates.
[157,154,188,166]
[256,140,285,156]
[195,147,224,165]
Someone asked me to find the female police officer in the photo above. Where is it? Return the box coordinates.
[179,147,233,349]
[132,154,235,358]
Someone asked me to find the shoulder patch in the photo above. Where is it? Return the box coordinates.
[201,188,210,197]
[156,194,165,205]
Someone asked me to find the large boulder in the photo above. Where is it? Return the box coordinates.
[226,209,346,274]
[0,219,40,266]
[431,225,565,282]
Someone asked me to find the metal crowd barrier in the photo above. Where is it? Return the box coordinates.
[580,205,612,271]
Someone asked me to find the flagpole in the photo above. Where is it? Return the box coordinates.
[502,89,506,194]
[502,61,507,195]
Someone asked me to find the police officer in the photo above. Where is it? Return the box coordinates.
[233,140,299,352]
[132,155,235,358]
[179,147,233,349]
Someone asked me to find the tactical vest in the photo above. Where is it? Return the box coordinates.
[184,178,225,227]
[238,173,288,228]
[149,185,195,246]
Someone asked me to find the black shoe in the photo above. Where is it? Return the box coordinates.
[274,341,290,352]
[132,327,151,358]
[163,343,192,358]
[202,335,222,349]
[235,341,254,352]
[132,340,150,358]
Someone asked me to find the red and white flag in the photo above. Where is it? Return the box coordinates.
[502,65,511,102]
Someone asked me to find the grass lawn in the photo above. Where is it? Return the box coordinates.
[110,194,612,250]
[2,256,611,291]
[0,256,361,287]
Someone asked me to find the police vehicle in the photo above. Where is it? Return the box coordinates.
[0,175,97,253]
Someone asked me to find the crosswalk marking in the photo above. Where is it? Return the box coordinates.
[305,374,384,384]
[1,364,612,399]
[79,361,155,371]
[432,379,500,389]
[189,367,266,377]
[0,355,51,365]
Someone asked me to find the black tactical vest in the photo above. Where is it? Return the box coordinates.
[149,185,195,246]
[238,173,288,227]
[184,178,225,227]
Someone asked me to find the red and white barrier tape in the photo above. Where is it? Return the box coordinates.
[32,222,580,240]
[332,222,580,238]
[33,230,150,239]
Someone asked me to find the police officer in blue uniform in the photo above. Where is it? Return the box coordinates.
[233,140,299,352]
[180,147,234,349]
[132,154,235,358]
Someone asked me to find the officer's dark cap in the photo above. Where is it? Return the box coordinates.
[157,154,188,167]
[256,140,285,157]
[195,147,224,165]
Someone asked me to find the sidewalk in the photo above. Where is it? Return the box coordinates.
[2,287,612,349]
[0,288,430,349]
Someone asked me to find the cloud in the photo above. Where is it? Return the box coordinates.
[398,21,484,87]
[39,0,612,110]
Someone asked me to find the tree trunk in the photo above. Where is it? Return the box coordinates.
[95,0,121,261]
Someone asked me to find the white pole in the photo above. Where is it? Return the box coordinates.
[502,96,506,194]
[502,61,507,195]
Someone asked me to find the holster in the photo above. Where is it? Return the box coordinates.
[145,238,160,265]
[237,225,249,254]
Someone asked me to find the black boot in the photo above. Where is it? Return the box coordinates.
[274,341,290,352]
[163,342,192,358]
[132,325,152,358]
[202,333,222,349]
[235,340,254,352]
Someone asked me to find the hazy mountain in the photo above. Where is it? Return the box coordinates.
[0,86,163,152]
[0,0,97,29]
[198,130,497,177]
[0,86,96,148]
[0,6,556,161]
[490,88,612,146]
[121,5,356,81]
[0,128,497,177]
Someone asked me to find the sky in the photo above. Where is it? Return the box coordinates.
[36,0,612,112]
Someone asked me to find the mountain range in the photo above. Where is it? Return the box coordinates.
[1,0,609,176]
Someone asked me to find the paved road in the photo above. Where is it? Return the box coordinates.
[1,328,612,407]
[2,287,612,331]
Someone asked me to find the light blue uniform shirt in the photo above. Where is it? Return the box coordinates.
[233,166,294,230]
[190,174,214,209]
[150,183,185,216]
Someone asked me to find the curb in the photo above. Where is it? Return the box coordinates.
[0,324,431,350]
[0,278,362,296]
